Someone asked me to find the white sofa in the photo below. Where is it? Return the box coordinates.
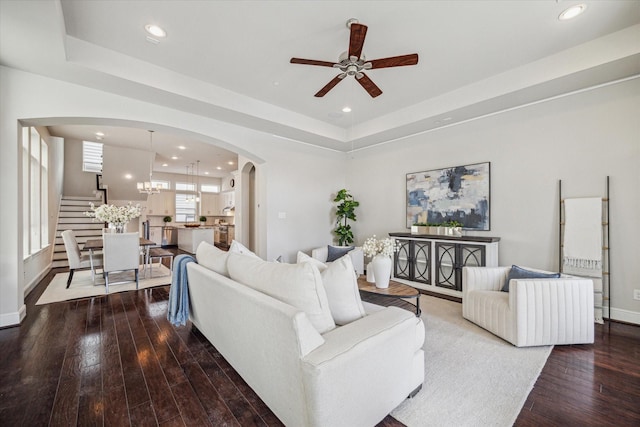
[462,266,594,347]
[187,243,424,427]
[311,245,364,276]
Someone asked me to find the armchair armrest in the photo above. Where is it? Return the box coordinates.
[310,246,365,276]
[510,278,594,346]
[463,266,511,295]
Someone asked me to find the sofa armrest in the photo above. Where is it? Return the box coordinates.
[463,266,511,295]
[311,246,328,262]
[304,306,421,365]
[510,278,594,346]
[301,306,423,426]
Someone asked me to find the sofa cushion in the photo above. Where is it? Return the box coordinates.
[501,265,561,292]
[299,252,366,325]
[297,251,328,272]
[326,245,354,262]
[196,241,230,277]
[227,252,336,334]
[229,240,261,259]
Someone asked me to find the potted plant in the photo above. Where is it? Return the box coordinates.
[411,222,429,234]
[444,220,463,236]
[199,215,207,225]
[334,189,359,246]
[428,223,441,235]
[163,216,172,224]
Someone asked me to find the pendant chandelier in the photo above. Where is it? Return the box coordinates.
[185,160,201,203]
[137,130,160,195]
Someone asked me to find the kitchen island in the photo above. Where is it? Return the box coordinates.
[177,227,214,254]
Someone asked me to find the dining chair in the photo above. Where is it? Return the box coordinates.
[61,230,103,288]
[102,232,140,293]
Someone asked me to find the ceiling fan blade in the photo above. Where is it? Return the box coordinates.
[369,53,419,69]
[290,58,337,67]
[348,23,368,60]
[314,75,345,97]
[356,73,382,98]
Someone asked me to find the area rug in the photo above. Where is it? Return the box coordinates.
[37,264,172,305]
[391,296,552,427]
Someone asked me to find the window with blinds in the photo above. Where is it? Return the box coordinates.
[82,140,103,173]
[175,192,196,222]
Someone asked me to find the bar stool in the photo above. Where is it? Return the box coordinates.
[148,247,174,277]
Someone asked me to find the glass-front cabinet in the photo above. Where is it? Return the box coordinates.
[394,239,431,284]
[435,242,486,291]
[390,233,500,296]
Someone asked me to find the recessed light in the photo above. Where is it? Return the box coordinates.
[178,145,186,150]
[216,166,222,170]
[204,171,209,175]
[227,161,234,165]
[559,4,587,21]
[145,24,166,38]
[124,174,132,179]
[95,131,105,137]
[162,163,168,167]
[171,156,178,160]
[342,106,352,113]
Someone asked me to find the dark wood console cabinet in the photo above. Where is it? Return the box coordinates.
[390,233,500,295]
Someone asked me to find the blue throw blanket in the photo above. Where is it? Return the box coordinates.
[167,254,196,326]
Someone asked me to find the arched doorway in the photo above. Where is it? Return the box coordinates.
[240,162,257,252]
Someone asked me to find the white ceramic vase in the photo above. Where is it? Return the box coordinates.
[371,254,392,289]
[366,262,375,283]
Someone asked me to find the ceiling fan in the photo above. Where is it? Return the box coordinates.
[290,18,418,98]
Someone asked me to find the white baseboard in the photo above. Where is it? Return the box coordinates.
[605,306,640,325]
[24,263,51,297]
[0,304,26,328]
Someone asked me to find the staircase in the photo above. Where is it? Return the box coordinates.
[52,196,105,269]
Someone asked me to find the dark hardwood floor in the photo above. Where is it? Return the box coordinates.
[1,268,638,426]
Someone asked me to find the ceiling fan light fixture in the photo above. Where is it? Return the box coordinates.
[558,4,587,21]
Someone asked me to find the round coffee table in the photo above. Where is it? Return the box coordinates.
[357,276,421,316]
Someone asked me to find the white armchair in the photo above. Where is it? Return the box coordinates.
[462,266,594,347]
[103,232,140,292]
[311,245,364,276]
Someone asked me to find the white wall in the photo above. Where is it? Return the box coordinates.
[347,79,640,323]
[63,138,98,197]
[0,66,345,327]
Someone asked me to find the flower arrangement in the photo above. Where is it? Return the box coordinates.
[362,235,399,258]
[84,202,142,224]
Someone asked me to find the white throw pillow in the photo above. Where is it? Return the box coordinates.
[227,252,335,334]
[302,253,366,325]
[297,251,328,272]
[195,241,230,277]
[229,240,261,259]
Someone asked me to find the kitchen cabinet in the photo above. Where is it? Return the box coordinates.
[389,233,500,297]
[201,193,221,216]
[221,191,235,209]
[228,225,235,244]
[147,191,175,216]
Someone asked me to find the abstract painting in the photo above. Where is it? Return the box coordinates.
[406,162,490,230]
